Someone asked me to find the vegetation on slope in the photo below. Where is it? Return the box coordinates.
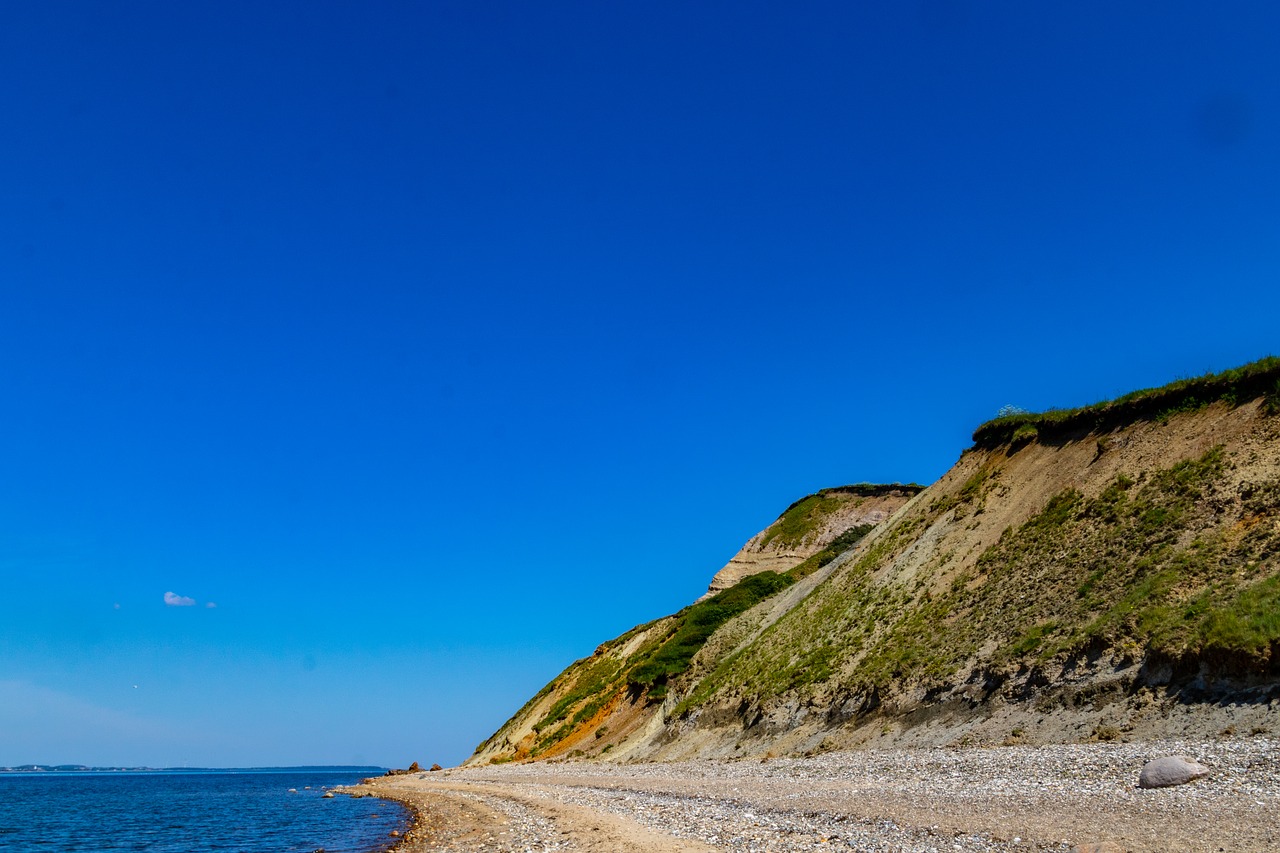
[530,654,626,751]
[783,524,876,581]
[760,492,847,549]
[761,484,923,549]
[501,571,801,757]
[629,571,795,698]
[478,358,1280,763]
[685,444,1280,717]
[972,356,1280,449]
[966,447,1280,671]
[478,508,891,760]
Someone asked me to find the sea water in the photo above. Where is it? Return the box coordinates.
[0,770,410,852]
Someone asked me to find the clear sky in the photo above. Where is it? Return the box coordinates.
[1,1,1277,768]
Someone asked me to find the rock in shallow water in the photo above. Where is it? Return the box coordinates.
[1138,755,1211,789]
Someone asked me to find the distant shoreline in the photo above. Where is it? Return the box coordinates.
[0,765,387,774]
[0,766,410,851]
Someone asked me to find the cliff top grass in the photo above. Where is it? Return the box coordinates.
[764,483,924,548]
[972,355,1280,449]
[776,483,925,515]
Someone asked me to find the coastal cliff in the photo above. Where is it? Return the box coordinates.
[701,484,921,598]
[469,358,1280,766]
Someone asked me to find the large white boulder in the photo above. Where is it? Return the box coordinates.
[1137,755,1211,789]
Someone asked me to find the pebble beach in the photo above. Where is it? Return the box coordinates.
[350,737,1280,852]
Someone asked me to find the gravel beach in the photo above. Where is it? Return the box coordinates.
[349,737,1279,852]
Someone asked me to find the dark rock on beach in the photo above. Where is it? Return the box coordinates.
[383,761,422,777]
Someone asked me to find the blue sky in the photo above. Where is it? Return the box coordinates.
[1,1,1277,768]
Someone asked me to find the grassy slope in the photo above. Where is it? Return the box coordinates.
[477,357,1280,762]
[702,447,1279,707]
[469,495,890,762]
[681,362,1280,728]
[761,484,922,550]
[470,571,800,761]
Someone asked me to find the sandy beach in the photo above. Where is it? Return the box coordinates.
[346,737,1279,852]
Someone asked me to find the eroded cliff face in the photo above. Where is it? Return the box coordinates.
[468,617,678,767]
[635,397,1280,761]
[468,361,1280,767]
[702,485,921,598]
[466,485,913,767]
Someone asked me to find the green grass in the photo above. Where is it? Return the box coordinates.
[784,524,875,581]
[533,656,622,736]
[1197,575,1280,654]
[677,519,928,710]
[972,355,1280,448]
[1011,423,1039,444]
[628,571,795,688]
[1005,620,1060,657]
[932,466,996,515]
[762,484,923,548]
[760,493,847,549]
[852,590,968,685]
[1263,379,1280,416]
[962,446,1280,667]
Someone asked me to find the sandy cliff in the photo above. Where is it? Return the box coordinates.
[468,358,1280,767]
[702,484,920,597]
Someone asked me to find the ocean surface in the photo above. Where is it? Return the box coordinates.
[0,770,411,852]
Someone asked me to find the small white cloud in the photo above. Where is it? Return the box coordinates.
[113,603,121,610]
[205,602,217,609]
[163,591,196,607]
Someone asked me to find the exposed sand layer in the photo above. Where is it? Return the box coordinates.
[349,738,1279,852]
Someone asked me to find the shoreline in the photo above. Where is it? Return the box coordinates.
[340,776,507,853]
[368,790,421,853]
[344,736,1280,852]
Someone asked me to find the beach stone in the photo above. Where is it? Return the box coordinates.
[430,763,443,771]
[407,761,421,772]
[1138,755,1210,788]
